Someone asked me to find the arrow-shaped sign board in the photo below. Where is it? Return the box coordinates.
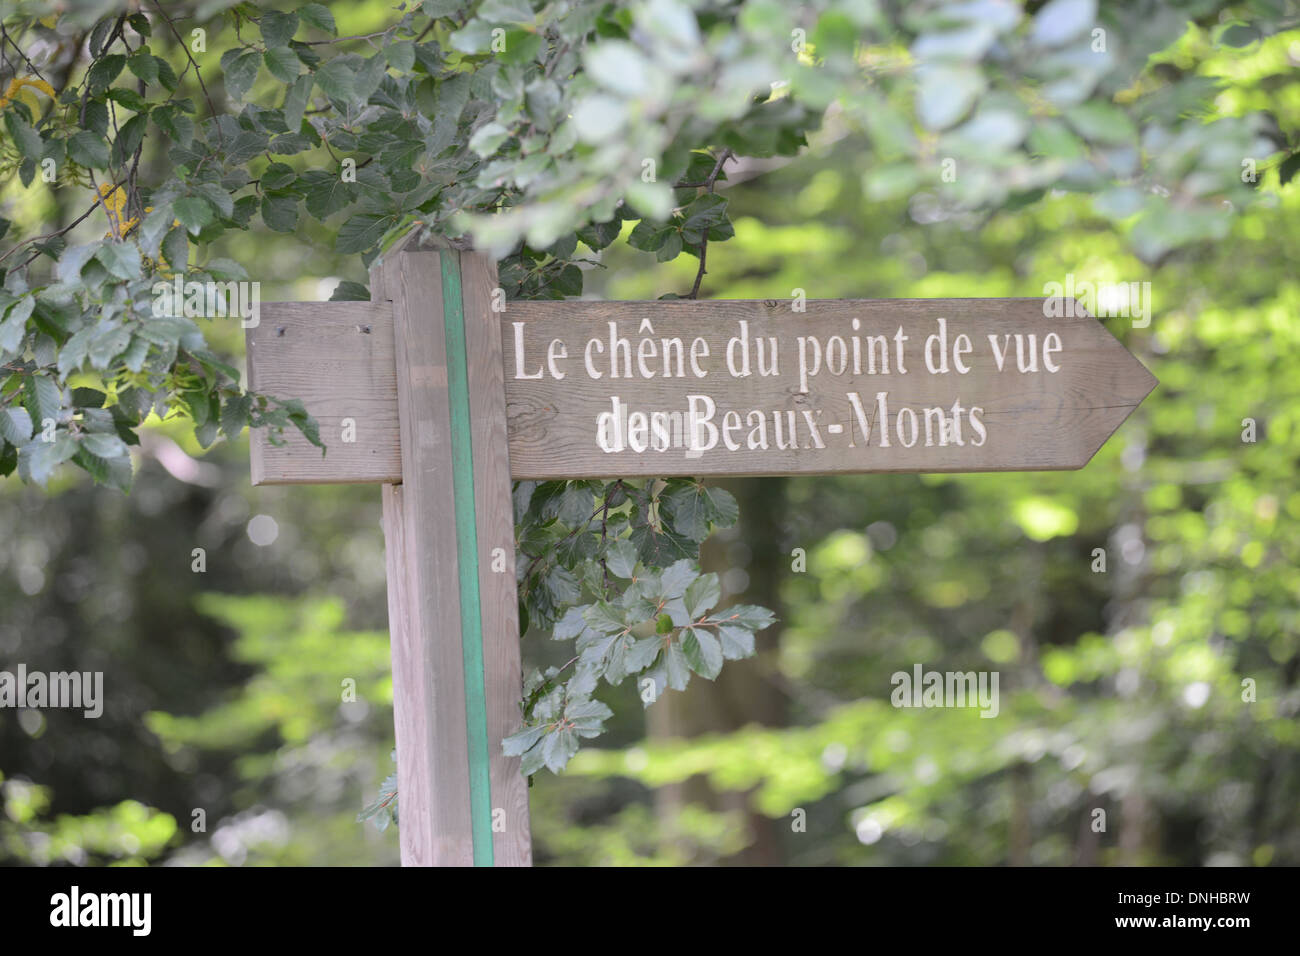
[248,296,1156,485]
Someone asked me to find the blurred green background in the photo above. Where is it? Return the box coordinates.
[2,6,1298,867]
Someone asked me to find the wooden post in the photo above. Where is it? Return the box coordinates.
[369,242,531,866]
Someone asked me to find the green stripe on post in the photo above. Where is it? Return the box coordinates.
[439,249,495,867]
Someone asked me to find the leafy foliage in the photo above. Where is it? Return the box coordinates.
[507,477,772,772]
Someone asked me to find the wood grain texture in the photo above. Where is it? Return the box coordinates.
[248,297,1156,484]
[459,250,533,867]
[503,298,1157,478]
[246,300,400,485]
[373,253,474,866]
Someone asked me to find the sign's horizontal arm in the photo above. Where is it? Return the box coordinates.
[246,297,1156,486]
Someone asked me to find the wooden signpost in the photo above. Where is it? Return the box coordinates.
[245,237,1156,867]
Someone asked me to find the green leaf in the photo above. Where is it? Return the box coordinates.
[173,196,215,234]
[684,572,720,618]
[1065,102,1137,145]
[314,59,357,104]
[152,106,194,145]
[384,41,416,73]
[221,48,262,101]
[917,63,984,130]
[0,407,33,445]
[583,601,627,635]
[301,169,355,219]
[298,3,337,34]
[88,325,132,368]
[155,57,178,91]
[261,193,299,232]
[70,387,106,409]
[480,0,535,22]
[1218,23,1259,48]
[329,280,370,301]
[718,624,755,660]
[22,375,62,434]
[127,49,159,85]
[502,724,547,757]
[630,520,695,565]
[57,326,94,377]
[682,627,723,679]
[628,219,676,252]
[541,727,579,772]
[661,481,713,541]
[283,73,313,131]
[572,93,626,144]
[264,46,301,82]
[24,433,77,486]
[162,226,189,270]
[221,393,252,441]
[552,606,588,641]
[80,432,128,459]
[87,54,126,92]
[113,113,148,164]
[681,194,728,238]
[706,486,739,526]
[57,243,101,282]
[95,241,142,280]
[565,698,613,732]
[1030,0,1097,47]
[67,131,110,169]
[719,604,775,631]
[335,213,393,253]
[604,538,638,578]
[106,87,150,113]
[261,10,300,48]
[469,121,510,157]
[260,162,298,191]
[499,29,542,65]
[664,638,691,691]
[584,41,651,97]
[625,635,662,672]
[449,19,496,53]
[659,558,698,598]
[5,113,43,161]
[0,296,33,354]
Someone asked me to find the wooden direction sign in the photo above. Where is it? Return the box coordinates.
[250,297,1155,483]
[245,241,1156,867]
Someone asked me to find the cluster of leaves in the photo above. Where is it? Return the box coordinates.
[506,477,773,773]
[451,0,1293,263]
[845,0,1289,261]
[356,752,398,832]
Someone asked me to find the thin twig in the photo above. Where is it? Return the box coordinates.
[3,177,128,269]
[150,0,224,147]
[2,24,51,83]
[687,148,733,299]
[302,30,390,46]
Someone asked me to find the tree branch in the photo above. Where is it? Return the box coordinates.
[687,148,733,300]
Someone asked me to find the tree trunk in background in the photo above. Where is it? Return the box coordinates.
[650,477,791,865]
